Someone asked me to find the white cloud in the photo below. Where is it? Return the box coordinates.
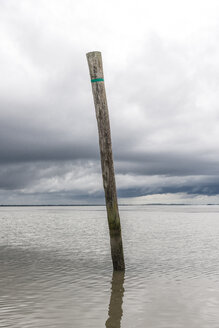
[120,193,219,205]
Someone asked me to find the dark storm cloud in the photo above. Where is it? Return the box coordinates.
[116,177,219,198]
[115,152,219,177]
[0,121,98,163]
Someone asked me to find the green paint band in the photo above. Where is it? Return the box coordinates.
[91,78,104,83]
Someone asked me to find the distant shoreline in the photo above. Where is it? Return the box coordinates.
[0,204,219,207]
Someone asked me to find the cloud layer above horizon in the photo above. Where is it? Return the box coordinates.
[1,0,219,204]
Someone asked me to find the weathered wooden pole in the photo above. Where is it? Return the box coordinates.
[86,51,125,271]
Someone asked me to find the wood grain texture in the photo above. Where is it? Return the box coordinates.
[87,51,125,271]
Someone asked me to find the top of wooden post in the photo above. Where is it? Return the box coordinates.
[86,51,104,80]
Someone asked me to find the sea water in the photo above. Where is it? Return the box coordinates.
[1,205,219,327]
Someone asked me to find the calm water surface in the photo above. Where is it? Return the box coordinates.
[1,205,219,327]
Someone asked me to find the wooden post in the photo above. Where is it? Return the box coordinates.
[86,51,125,271]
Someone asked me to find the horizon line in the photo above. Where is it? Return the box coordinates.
[1,203,219,207]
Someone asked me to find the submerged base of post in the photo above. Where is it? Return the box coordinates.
[110,231,125,271]
[107,203,125,271]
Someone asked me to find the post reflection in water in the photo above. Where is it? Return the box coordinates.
[105,271,125,328]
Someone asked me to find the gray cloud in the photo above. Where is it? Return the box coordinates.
[1,0,219,204]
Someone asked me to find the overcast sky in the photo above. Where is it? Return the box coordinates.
[1,0,219,204]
